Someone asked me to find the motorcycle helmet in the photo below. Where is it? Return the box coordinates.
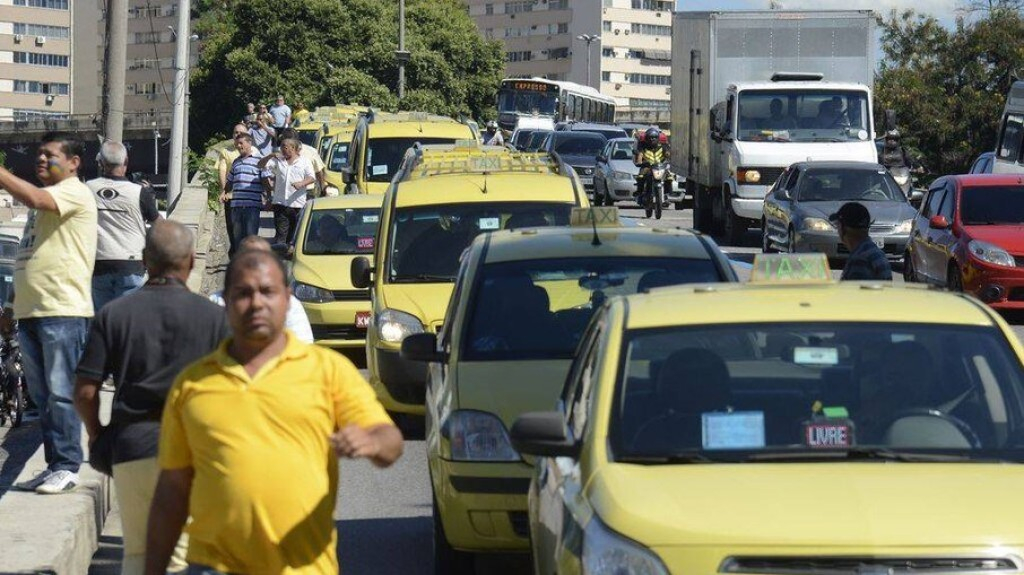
[885,129,901,142]
[644,127,661,146]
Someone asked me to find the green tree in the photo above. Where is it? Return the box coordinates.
[188,0,503,150]
[875,9,1024,174]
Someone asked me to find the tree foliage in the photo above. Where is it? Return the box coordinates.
[875,9,1024,175]
[188,0,504,150]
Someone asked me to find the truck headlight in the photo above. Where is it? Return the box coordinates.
[614,171,634,182]
[377,308,424,343]
[737,168,762,183]
[894,219,914,234]
[968,239,1015,268]
[802,217,834,232]
[583,516,669,575]
[444,410,520,462]
[292,281,334,304]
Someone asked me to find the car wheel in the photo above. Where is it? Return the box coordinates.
[433,494,476,575]
[787,228,797,253]
[948,265,964,292]
[902,252,916,282]
[723,201,746,246]
[761,220,775,253]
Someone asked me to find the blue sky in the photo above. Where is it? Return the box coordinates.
[676,0,960,25]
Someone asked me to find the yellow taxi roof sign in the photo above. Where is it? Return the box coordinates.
[571,207,620,228]
[453,139,481,151]
[750,253,832,284]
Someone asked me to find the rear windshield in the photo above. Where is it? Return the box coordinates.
[612,322,1024,462]
[388,202,572,283]
[463,257,723,361]
[301,208,380,256]
[553,134,606,156]
[961,185,1024,225]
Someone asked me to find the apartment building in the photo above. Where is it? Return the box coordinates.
[465,0,673,120]
[0,0,192,121]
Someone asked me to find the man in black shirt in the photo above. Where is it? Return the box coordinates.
[73,219,228,574]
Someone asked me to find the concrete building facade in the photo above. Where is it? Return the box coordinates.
[465,0,673,123]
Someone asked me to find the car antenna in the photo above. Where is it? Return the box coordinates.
[590,209,601,246]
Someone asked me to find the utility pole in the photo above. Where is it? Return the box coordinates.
[167,0,191,210]
[101,0,128,141]
[395,0,410,100]
[576,34,601,88]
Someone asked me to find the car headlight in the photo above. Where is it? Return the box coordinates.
[737,168,762,183]
[292,281,334,304]
[614,171,634,182]
[377,308,424,343]
[584,168,594,175]
[968,239,1015,267]
[894,218,914,234]
[444,410,520,462]
[583,516,669,575]
[802,217,834,232]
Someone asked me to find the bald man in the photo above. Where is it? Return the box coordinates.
[74,220,229,575]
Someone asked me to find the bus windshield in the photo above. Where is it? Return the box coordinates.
[737,90,871,143]
[498,90,558,116]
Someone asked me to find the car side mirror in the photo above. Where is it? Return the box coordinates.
[510,411,580,458]
[777,189,791,201]
[350,256,374,289]
[909,189,924,206]
[400,333,445,363]
[596,154,606,163]
[929,215,951,230]
[270,242,292,260]
[341,167,353,185]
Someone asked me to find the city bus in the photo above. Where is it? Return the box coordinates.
[497,77,616,134]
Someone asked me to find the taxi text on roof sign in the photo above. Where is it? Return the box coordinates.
[570,207,620,228]
[749,253,832,284]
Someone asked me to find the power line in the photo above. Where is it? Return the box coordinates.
[143,0,174,105]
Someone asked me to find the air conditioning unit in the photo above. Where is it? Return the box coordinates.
[13,34,22,43]
[35,36,45,45]
[614,29,620,35]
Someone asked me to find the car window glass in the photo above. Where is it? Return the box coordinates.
[568,322,603,439]
[439,253,472,349]
[938,184,956,220]
[998,113,1024,161]
[924,186,946,217]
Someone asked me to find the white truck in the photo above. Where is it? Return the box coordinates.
[671,10,878,243]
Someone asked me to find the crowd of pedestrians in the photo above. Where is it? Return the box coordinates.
[0,128,402,574]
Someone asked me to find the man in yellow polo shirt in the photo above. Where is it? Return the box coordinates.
[144,249,403,575]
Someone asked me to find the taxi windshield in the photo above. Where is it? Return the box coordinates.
[328,142,350,172]
[464,257,723,361]
[297,130,317,146]
[388,202,572,283]
[365,137,461,182]
[301,208,380,256]
[612,322,1024,461]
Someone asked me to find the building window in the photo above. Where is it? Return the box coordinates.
[631,23,671,36]
[126,82,165,96]
[485,3,493,14]
[601,71,611,81]
[603,0,614,6]
[626,73,671,85]
[133,31,169,43]
[602,20,612,32]
[128,57,172,70]
[602,47,614,57]
[13,109,68,119]
[129,4,176,18]
[505,0,533,14]
[631,0,673,9]
[13,52,69,67]
[12,23,69,38]
[549,0,568,8]
[629,98,670,110]
[484,28,494,40]
[506,50,532,62]
[13,80,69,95]
[549,47,569,60]
[12,0,68,9]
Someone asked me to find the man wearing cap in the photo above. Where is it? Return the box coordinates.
[828,202,892,281]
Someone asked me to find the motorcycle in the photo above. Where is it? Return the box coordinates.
[0,324,27,428]
[888,165,925,208]
[636,161,671,220]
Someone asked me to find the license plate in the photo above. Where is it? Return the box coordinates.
[873,238,885,249]
[355,312,370,329]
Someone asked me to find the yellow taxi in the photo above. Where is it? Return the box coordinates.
[315,118,360,164]
[288,194,383,359]
[399,208,737,572]
[341,111,479,195]
[292,119,322,148]
[350,142,589,417]
[322,125,357,196]
[512,253,1024,575]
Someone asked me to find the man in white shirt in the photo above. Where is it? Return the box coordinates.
[260,138,314,244]
[208,236,314,343]
[280,128,326,197]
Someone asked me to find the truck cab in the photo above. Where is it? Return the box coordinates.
[708,77,876,243]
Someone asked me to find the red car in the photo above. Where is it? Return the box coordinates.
[904,173,1024,308]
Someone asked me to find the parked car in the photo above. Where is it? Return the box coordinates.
[904,174,1024,308]
[969,151,995,174]
[593,137,639,205]
[762,161,917,258]
[553,122,629,140]
[524,130,552,152]
[541,131,608,193]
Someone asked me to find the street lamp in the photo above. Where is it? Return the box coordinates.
[576,34,601,88]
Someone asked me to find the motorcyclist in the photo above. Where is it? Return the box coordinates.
[879,129,913,170]
[483,121,505,146]
[633,127,671,200]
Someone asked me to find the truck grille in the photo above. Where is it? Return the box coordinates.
[721,556,1020,574]
[311,324,365,340]
[745,167,785,184]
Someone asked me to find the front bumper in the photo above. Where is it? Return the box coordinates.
[606,177,636,201]
[368,345,427,414]
[301,300,370,350]
[795,231,909,260]
[430,457,532,552]
[963,257,1024,309]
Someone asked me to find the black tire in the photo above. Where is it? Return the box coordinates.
[675,201,684,210]
[948,265,964,292]
[654,188,663,220]
[594,180,606,207]
[787,228,797,253]
[11,377,23,428]
[433,494,475,575]
[903,252,916,283]
[761,220,775,253]
[693,183,713,233]
[723,200,746,246]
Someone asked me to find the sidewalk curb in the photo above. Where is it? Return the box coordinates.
[0,447,111,575]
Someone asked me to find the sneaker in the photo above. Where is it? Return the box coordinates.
[35,470,78,494]
[12,469,53,491]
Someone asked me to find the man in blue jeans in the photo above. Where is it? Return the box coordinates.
[0,132,97,494]
[88,140,161,311]
[224,133,265,256]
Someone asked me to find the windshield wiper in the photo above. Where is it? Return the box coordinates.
[745,448,982,463]
[802,137,846,143]
[391,274,456,283]
[618,452,725,464]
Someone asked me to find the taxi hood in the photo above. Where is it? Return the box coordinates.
[592,463,1024,548]
[292,254,361,290]
[456,360,573,429]
[380,282,455,329]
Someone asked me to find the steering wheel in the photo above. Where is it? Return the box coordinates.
[828,111,852,129]
[879,408,982,448]
[860,188,889,200]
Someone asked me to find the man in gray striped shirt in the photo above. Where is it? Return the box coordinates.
[225,134,266,256]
